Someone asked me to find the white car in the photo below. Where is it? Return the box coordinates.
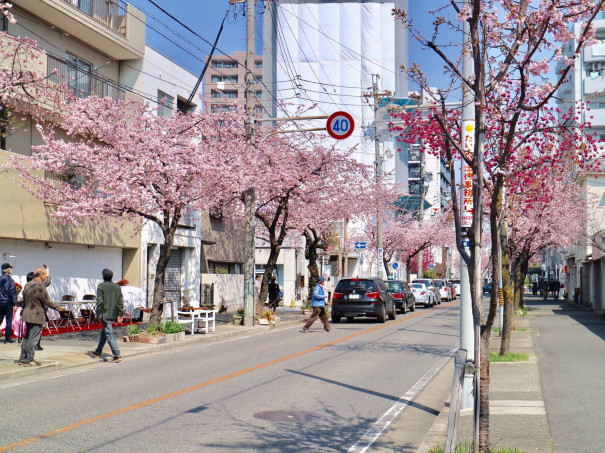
[435,279,453,301]
[409,283,435,308]
[449,279,461,296]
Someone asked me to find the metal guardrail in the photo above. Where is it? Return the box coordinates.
[60,0,127,36]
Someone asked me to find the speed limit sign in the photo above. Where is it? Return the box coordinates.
[326,111,355,140]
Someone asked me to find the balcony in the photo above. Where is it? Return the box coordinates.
[584,75,605,95]
[47,54,125,101]
[16,0,145,60]
[60,0,127,36]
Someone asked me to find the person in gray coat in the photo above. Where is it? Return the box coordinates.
[19,267,66,366]
[91,268,123,363]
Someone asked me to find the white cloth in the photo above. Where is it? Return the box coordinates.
[120,286,146,314]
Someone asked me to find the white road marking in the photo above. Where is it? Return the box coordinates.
[348,348,457,453]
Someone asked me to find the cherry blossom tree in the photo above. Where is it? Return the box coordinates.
[246,127,386,310]
[4,96,249,326]
[381,210,455,281]
[393,1,605,449]
[499,176,587,354]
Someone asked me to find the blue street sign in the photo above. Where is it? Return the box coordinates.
[355,242,367,249]
[392,262,399,270]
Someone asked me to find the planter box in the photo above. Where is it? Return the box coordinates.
[138,334,166,344]
[129,334,140,342]
[164,331,185,343]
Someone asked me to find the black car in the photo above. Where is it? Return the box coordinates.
[383,279,416,314]
[331,277,396,323]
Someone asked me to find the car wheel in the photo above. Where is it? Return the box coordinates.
[388,303,396,320]
[331,313,341,323]
[410,299,416,311]
[401,301,407,314]
[377,304,386,323]
[346,316,354,322]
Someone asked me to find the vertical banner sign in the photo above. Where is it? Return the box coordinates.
[460,120,475,229]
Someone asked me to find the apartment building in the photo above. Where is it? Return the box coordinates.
[204,51,263,116]
[0,0,147,300]
[557,17,605,312]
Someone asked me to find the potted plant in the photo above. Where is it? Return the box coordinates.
[139,324,166,344]
[127,324,140,342]
[232,307,244,325]
[163,320,185,342]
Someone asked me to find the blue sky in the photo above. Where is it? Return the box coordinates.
[139,1,459,93]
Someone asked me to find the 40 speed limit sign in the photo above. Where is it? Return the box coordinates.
[326,111,355,140]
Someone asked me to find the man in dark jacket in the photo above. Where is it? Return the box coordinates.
[0,262,18,343]
[19,267,66,366]
[92,268,124,363]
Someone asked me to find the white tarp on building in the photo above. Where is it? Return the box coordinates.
[275,0,404,168]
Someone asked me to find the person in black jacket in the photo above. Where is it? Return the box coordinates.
[91,268,124,363]
[268,276,280,311]
[0,263,18,343]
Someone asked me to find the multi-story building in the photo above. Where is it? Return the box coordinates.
[556,17,605,312]
[0,0,146,300]
[204,51,263,116]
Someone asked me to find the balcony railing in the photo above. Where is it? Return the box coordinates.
[61,0,127,36]
[47,54,125,101]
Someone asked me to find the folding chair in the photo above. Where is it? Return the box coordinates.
[57,295,79,330]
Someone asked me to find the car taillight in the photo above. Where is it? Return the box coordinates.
[420,291,426,295]
[393,293,403,299]
[333,292,343,300]
[367,291,380,299]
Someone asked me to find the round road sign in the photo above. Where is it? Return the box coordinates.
[326,111,355,140]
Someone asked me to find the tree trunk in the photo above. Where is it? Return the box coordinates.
[479,334,491,452]
[149,221,178,326]
[499,219,513,356]
[304,228,320,305]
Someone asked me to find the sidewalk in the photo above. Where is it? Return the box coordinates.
[0,307,307,382]
[415,304,553,453]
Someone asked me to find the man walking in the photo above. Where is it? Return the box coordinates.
[19,267,66,366]
[0,263,18,343]
[92,268,123,363]
[300,276,330,333]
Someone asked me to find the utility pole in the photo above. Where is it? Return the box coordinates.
[372,74,385,278]
[243,0,256,326]
[417,148,425,279]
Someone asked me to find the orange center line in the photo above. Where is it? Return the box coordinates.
[0,301,458,452]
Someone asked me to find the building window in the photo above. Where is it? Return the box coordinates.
[211,90,238,99]
[254,76,262,84]
[211,75,238,83]
[177,97,196,113]
[66,53,92,98]
[208,262,242,274]
[254,61,263,69]
[211,60,238,69]
[210,104,236,113]
[158,90,174,116]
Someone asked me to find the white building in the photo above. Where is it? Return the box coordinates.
[556,18,605,311]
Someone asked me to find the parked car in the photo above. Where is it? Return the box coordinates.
[412,279,440,304]
[383,279,416,314]
[331,277,397,323]
[483,281,493,294]
[449,279,461,297]
[434,279,453,302]
[446,280,456,300]
[409,283,434,308]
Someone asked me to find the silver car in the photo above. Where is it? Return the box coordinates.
[411,279,440,305]
[409,282,435,308]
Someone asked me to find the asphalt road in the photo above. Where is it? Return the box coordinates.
[528,299,605,453]
[0,303,460,453]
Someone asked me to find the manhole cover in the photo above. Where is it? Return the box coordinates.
[253,410,325,423]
